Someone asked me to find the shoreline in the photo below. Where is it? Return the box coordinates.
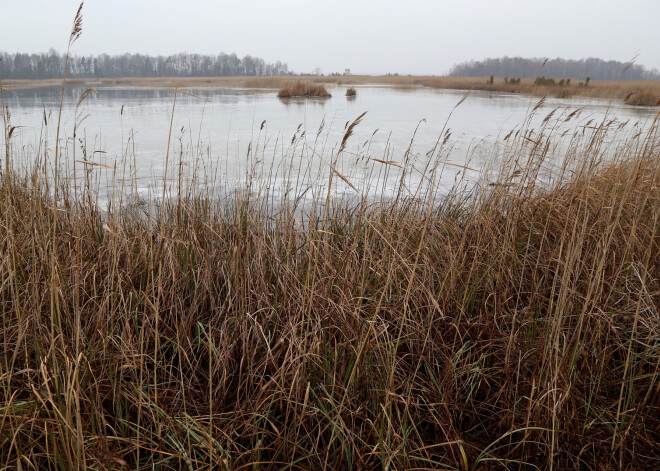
[3,75,660,106]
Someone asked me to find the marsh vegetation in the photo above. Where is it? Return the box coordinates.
[277,80,331,98]
[1,75,659,469]
[1,5,659,470]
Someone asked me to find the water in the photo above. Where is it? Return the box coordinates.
[2,83,657,200]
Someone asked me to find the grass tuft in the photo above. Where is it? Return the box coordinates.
[277,80,331,98]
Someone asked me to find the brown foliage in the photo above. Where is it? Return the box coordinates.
[277,80,331,98]
[1,104,659,469]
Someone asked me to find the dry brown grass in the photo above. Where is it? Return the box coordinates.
[277,80,331,98]
[624,88,660,106]
[1,78,659,469]
[1,7,659,465]
[345,87,357,97]
[419,76,660,105]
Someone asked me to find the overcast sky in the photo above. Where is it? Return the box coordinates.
[2,0,659,75]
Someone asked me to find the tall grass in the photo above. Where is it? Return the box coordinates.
[1,80,659,470]
[624,89,660,107]
[1,5,659,468]
[277,80,331,98]
[418,76,660,106]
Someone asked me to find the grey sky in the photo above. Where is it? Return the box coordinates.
[2,0,659,75]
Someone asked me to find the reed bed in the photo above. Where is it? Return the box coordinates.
[346,87,357,97]
[624,88,660,107]
[418,77,660,106]
[4,7,659,469]
[1,76,659,471]
[277,81,331,98]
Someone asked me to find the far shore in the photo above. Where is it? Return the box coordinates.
[3,75,659,106]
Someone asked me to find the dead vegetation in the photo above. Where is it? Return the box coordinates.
[1,82,659,469]
[418,76,660,105]
[624,89,660,107]
[1,4,659,468]
[277,80,331,98]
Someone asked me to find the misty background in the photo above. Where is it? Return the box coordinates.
[2,52,658,81]
[1,0,659,76]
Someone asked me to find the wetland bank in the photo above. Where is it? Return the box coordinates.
[2,75,659,470]
[1,3,659,470]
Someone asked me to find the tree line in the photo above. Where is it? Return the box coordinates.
[0,49,290,79]
[449,57,660,81]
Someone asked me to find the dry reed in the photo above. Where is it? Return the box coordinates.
[277,80,331,98]
[1,90,659,470]
[1,5,659,469]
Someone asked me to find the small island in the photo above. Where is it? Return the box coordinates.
[277,80,331,98]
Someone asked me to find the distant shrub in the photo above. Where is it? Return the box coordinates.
[346,88,357,97]
[535,76,557,86]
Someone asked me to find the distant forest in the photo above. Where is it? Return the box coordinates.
[449,57,660,81]
[0,50,290,79]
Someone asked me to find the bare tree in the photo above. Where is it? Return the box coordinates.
[0,51,291,79]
